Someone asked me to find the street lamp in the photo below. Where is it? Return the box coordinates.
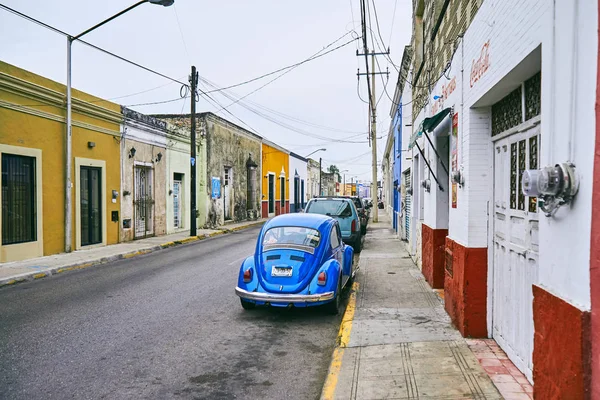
[64,0,174,252]
[303,148,326,196]
[304,148,326,158]
[340,169,349,196]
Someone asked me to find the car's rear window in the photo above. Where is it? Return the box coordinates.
[263,227,321,248]
[305,199,352,217]
[352,198,363,208]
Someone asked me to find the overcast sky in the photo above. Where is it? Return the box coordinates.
[0,0,412,182]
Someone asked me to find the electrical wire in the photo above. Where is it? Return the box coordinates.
[172,4,191,64]
[0,3,189,88]
[204,32,359,94]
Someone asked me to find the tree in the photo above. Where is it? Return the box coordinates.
[328,165,342,183]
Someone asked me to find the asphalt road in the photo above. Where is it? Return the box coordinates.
[0,227,350,400]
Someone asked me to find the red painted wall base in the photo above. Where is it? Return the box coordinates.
[533,285,591,399]
[421,224,448,289]
[261,201,268,218]
[444,238,488,338]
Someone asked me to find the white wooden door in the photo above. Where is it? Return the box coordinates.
[173,180,182,228]
[492,125,540,382]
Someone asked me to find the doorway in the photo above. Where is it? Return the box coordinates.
[80,166,102,246]
[224,167,232,220]
[268,174,275,216]
[173,173,183,229]
[134,166,154,239]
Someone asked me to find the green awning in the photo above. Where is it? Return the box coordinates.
[408,122,424,150]
[422,108,452,134]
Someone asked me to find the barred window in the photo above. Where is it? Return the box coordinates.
[2,154,36,245]
[492,86,522,136]
[525,72,541,121]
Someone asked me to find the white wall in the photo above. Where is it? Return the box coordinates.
[289,155,307,210]
[166,135,192,234]
[536,0,597,310]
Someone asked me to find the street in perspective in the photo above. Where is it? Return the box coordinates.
[1,0,600,399]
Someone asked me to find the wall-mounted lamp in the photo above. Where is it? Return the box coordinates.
[421,179,431,193]
[87,141,96,149]
[451,169,464,186]
[123,190,131,196]
[155,152,163,162]
[522,163,579,217]
[128,147,136,159]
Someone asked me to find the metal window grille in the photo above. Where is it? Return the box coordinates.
[1,154,36,245]
[518,140,526,210]
[492,86,523,136]
[510,143,518,209]
[525,72,541,121]
[529,136,539,213]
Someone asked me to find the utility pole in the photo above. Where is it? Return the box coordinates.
[370,53,378,222]
[319,157,322,196]
[357,0,389,223]
[190,65,198,236]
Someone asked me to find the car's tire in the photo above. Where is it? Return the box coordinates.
[353,238,362,253]
[361,225,367,235]
[240,299,256,310]
[324,278,342,315]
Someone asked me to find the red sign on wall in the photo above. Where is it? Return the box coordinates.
[470,41,490,87]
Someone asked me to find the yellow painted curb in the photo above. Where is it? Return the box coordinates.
[321,281,359,400]
[33,273,47,279]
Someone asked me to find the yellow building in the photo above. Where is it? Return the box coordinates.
[261,140,289,218]
[0,61,121,262]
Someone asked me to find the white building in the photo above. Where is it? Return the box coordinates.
[289,152,307,212]
[404,0,598,396]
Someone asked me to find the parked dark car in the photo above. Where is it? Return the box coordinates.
[348,196,369,235]
[304,197,363,252]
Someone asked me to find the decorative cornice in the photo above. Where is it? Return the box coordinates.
[0,72,122,126]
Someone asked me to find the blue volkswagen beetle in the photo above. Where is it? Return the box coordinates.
[235,213,355,314]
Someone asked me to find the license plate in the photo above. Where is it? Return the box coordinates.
[271,266,293,277]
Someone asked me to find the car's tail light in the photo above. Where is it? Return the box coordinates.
[317,271,327,286]
[243,269,253,283]
[351,219,357,232]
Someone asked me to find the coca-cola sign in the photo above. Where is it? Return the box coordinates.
[470,41,490,87]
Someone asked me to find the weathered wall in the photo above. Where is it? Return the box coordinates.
[164,126,193,234]
[0,61,121,261]
[306,158,320,199]
[121,108,167,242]
[204,114,262,227]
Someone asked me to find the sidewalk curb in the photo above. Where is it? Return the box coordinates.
[320,281,359,400]
[0,220,266,290]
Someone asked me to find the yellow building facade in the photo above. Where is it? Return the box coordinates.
[0,61,121,262]
[261,141,289,218]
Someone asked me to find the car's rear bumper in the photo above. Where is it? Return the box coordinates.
[343,232,361,243]
[235,287,335,303]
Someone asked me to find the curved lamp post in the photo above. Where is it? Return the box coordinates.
[65,0,174,252]
[303,148,326,196]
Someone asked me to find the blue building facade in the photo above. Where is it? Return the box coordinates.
[391,98,403,233]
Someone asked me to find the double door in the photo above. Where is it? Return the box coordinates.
[80,166,102,246]
[492,125,540,381]
[134,166,154,239]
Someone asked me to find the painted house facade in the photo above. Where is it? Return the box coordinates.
[403,0,598,396]
[120,108,167,241]
[306,158,320,199]
[289,152,307,212]
[0,61,121,262]
[261,140,289,217]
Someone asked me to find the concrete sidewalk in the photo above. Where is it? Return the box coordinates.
[0,219,266,289]
[321,216,503,400]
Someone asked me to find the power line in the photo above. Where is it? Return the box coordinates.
[172,4,191,64]
[204,32,360,94]
[0,3,189,89]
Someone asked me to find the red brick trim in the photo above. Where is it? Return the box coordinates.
[591,1,600,394]
[533,285,591,399]
[444,238,488,337]
[421,224,447,289]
